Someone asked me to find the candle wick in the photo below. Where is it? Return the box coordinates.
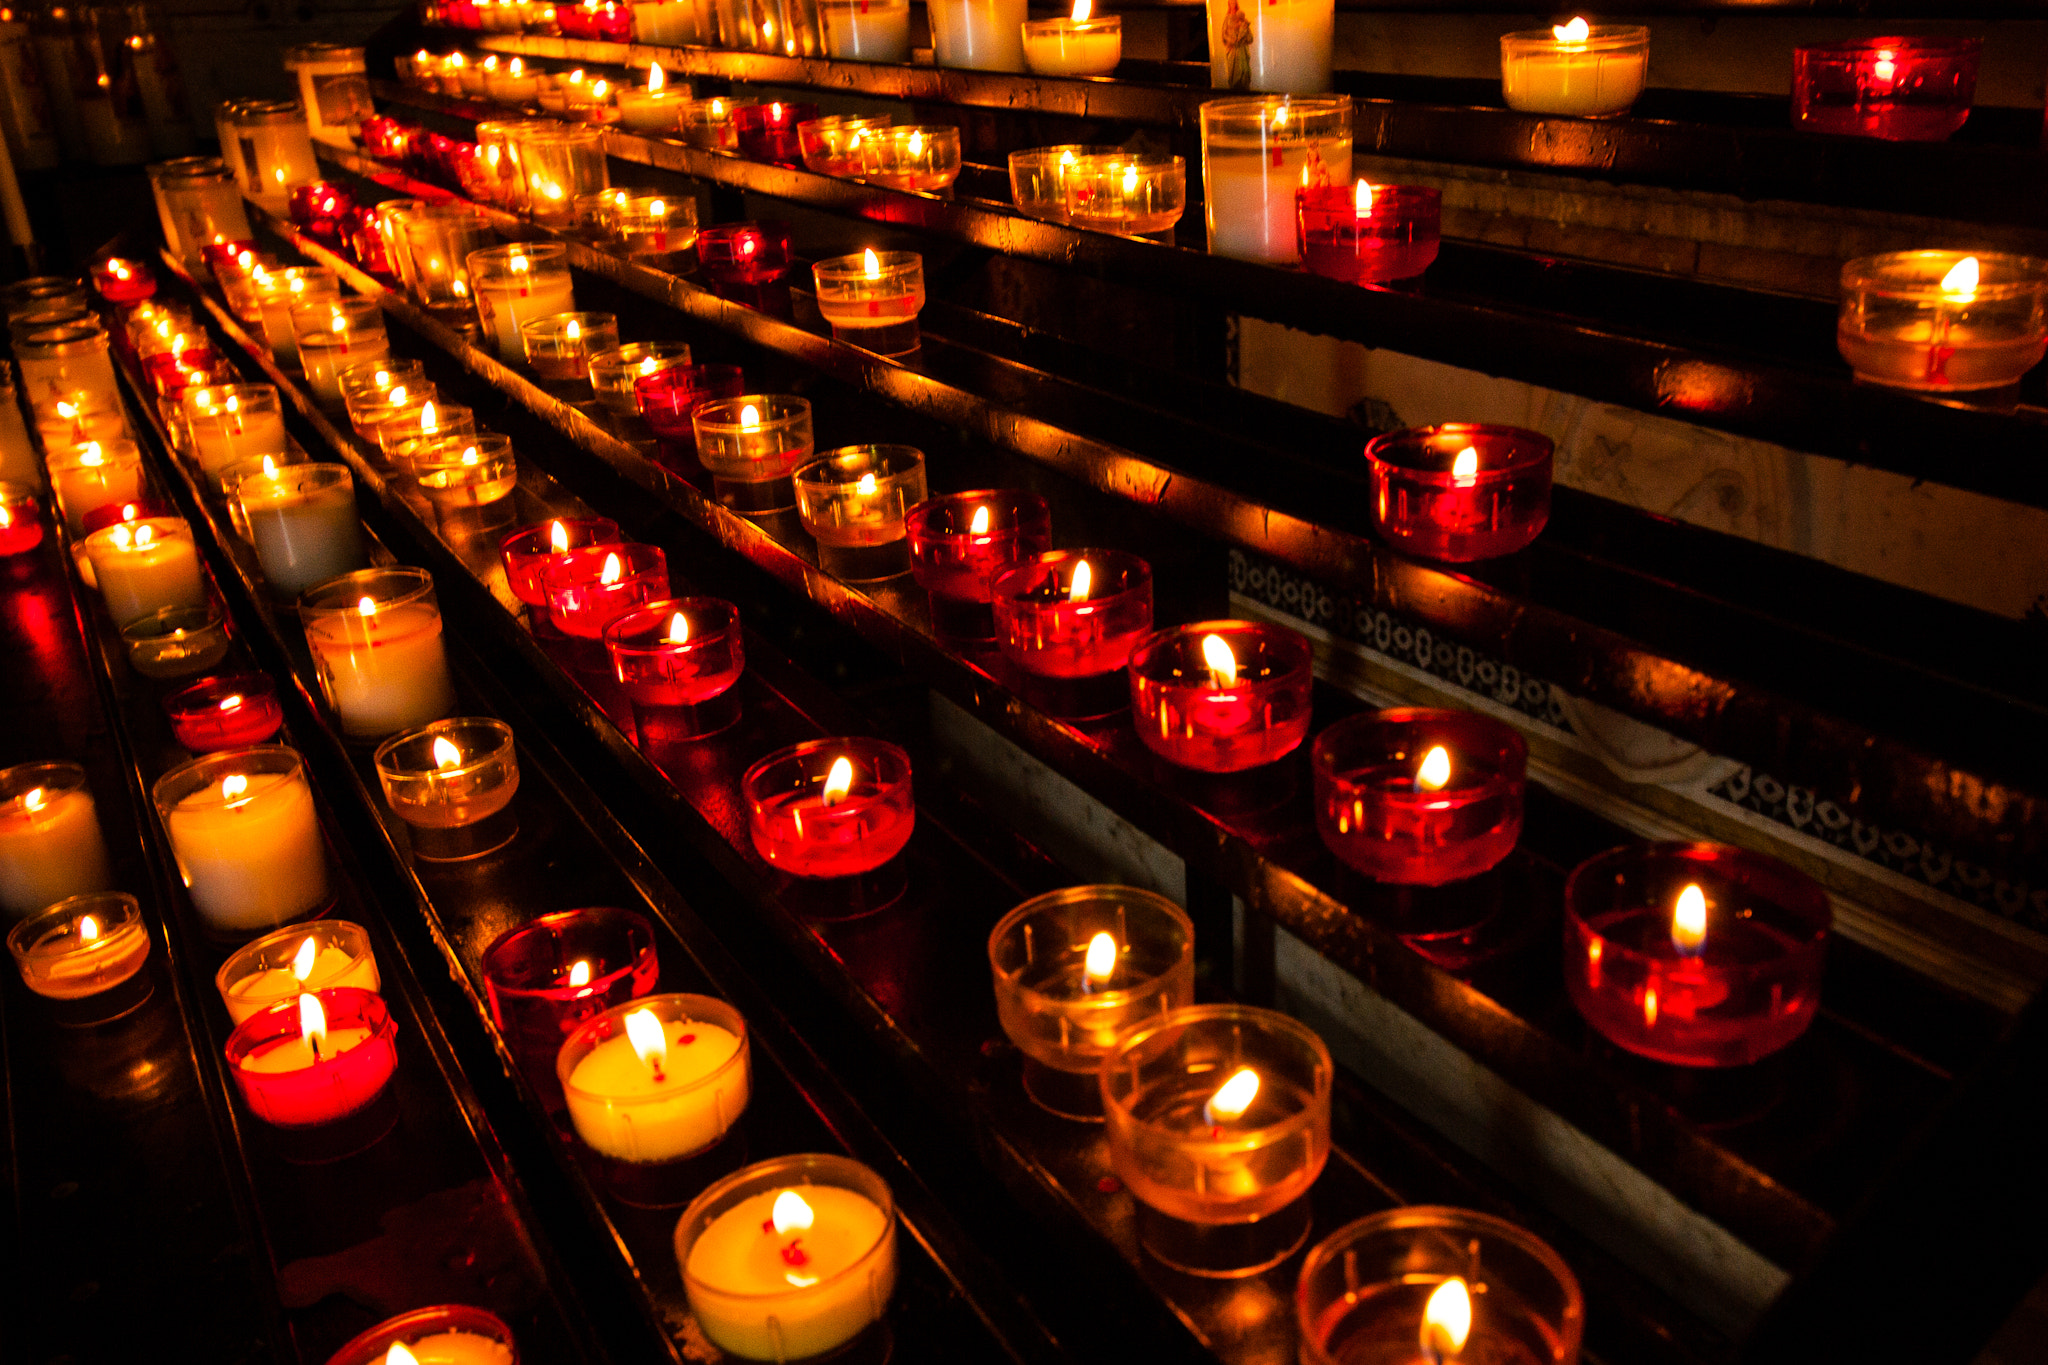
[309,1034,323,1062]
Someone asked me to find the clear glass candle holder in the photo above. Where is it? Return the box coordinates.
[612,192,699,260]
[799,114,891,176]
[414,433,520,512]
[606,596,745,742]
[1200,96,1353,265]
[300,567,457,739]
[48,441,144,535]
[1298,1207,1585,1365]
[1128,619,1313,773]
[678,95,753,150]
[542,542,670,639]
[164,673,284,752]
[905,489,1051,638]
[1364,423,1554,562]
[1793,36,1979,141]
[223,986,399,1131]
[239,463,368,599]
[8,892,152,1021]
[1,276,86,320]
[1837,250,2048,391]
[1298,181,1441,284]
[733,99,819,167]
[0,760,114,918]
[992,548,1153,679]
[795,444,928,580]
[516,126,611,218]
[697,221,792,286]
[322,1306,519,1365]
[988,884,1194,1120]
[482,905,660,1064]
[557,993,751,1181]
[182,384,285,477]
[339,359,427,421]
[500,516,624,607]
[379,401,478,472]
[1022,13,1121,75]
[637,364,746,460]
[1009,145,1119,222]
[402,205,495,312]
[590,341,695,416]
[293,298,391,407]
[929,0,1027,71]
[214,919,379,1025]
[232,99,320,207]
[0,482,44,557]
[690,394,811,512]
[254,266,341,368]
[812,250,924,356]
[152,745,331,937]
[743,737,915,881]
[574,187,633,237]
[820,0,911,60]
[521,311,620,384]
[674,1153,896,1361]
[1564,842,1831,1068]
[374,716,520,860]
[1065,153,1185,235]
[17,323,120,414]
[860,125,961,192]
[348,380,437,442]
[153,160,253,269]
[469,243,579,362]
[1500,23,1650,118]
[1101,1003,1332,1276]
[123,604,232,679]
[1313,708,1526,885]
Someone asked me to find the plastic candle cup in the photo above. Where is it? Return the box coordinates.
[1100,1003,1332,1276]
[812,250,925,356]
[733,101,819,168]
[992,547,1154,679]
[1312,708,1527,886]
[1009,145,1121,222]
[799,115,891,177]
[1065,153,1186,235]
[1564,842,1831,1069]
[374,716,520,860]
[1128,619,1313,773]
[676,1154,896,1360]
[413,433,521,512]
[482,906,659,1064]
[123,605,233,680]
[860,125,962,193]
[557,994,751,1184]
[321,1305,517,1365]
[380,402,478,474]
[637,365,746,466]
[611,193,700,261]
[1364,423,1554,562]
[153,746,331,936]
[679,95,754,150]
[512,125,608,224]
[400,205,495,312]
[214,920,379,1025]
[48,441,145,535]
[1298,180,1442,283]
[500,516,624,607]
[293,299,391,407]
[238,463,368,599]
[0,482,44,557]
[616,61,687,133]
[688,395,811,513]
[338,360,427,426]
[793,444,927,580]
[224,986,399,1129]
[7,892,152,1021]
[81,517,205,628]
[905,490,1052,638]
[590,341,696,417]
[348,381,438,443]
[286,181,356,242]
[1297,1207,1585,1365]
[468,243,578,361]
[743,737,915,883]
[605,596,746,741]
[821,0,911,59]
[1837,251,2048,392]
[254,266,342,369]
[1793,37,1980,141]
[1205,0,1330,91]
[163,673,285,752]
[929,0,1027,70]
[89,256,155,304]
[987,884,1194,1120]
[1500,19,1649,118]
[1022,6,1121,77]
[698,222,793,287]
[0,762,115,918]
[521,312,620,386]
[1200,96,1353,264]
[543,543,670,640]
[301,568,457,739]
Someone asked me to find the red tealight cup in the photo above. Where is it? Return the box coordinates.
[906,489,1052,639]
[143,346,226,397]
[1364,423,1553,563]
[1298,183,1442,285]
[732,101,819,168]
[1793,37,1981,142]
[163,672,285,752]
[604,596,745,742]
[1565,842,1831,1068]
[357,114,408,160]
[0,482,45,556]
[697,221,793,286]
[342,203,396,276]
[500,516,623,608]
[992,548,1153,678]
[79,498,170,537]
[541,542,669,639]
[1128,620,1313,773]
[1313,708,1526,885]
[288,182,358,242]
[743,736,915,886]
[480,905,659,1069]
[90,256,155,304]
[636,363,745,468]
[324,1305,520,1365]
[223,986,399,1130]
[202,238,259,281]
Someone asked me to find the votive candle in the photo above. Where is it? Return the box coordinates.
[1312,708,1527,885]
[300,567,458,739]
[0,761,115,918]
[153,746,330,935]
[214,919,379,1025]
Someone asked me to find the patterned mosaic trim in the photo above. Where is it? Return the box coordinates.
[1229,549,2048,932]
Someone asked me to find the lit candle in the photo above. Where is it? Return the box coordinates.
[1128,620,1314,772]
[373,717,521,861]
[482,906,660,1060]
[589,342,695,417]
[928,0,1028,71]
[520,312,620,384]
[1063,153,1187,236]
[1297,179,1443,284]
[606,597,747,741]
[1499,17,1650,118]
[499,516,623,607]
[793,443,927,578]
[542,543,670,639]
[0,483,45,558]
[237,462,368,598]
[413,434,520,512]
[154,747,330,935]
[1838,250,2048,391]
[811,249,926,356]
[687,395,812,513]
[1312,708,1527,885]
[482,53,541,104]
[679,95,752,151]
[285,181,356,242]
[215,920,380,1025]
[1200,96,1354,264]
[733,100,820,167]
[163,672,286,752]
[295,305,392,408]
[616,61,686,133]
[81,516,206,628]
[991,548,1154,679]
[1794,36,1982,142]
[1364,423,1554,562]
[798,114,891,177]
[47,440,145,535]
[253,266,340,369]
[322,1306,518,1365]
[225,988,399,1127]
[631,0,699,43]
[89,255,156,304]
[468,243,579,362]
[819,0,911,60]
[906,489,1053,638]
[860,125,962,192]
[301,568,458,738]
[637,365,747,458]
[1205,0,1331,92]
[1022,0,1122,77]
[742,738,915,880]
[0,762,115,917]
[6,892,151,1002]
[558,994,750,1162]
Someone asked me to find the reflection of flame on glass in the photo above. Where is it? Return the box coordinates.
[1941,255,1980,302]
[1083,931,1117,990]
[292,935,319,980]
[433,736,464,770]
[20,786,43,813]
[1355,179,1372,214]
[599,552,623,585]
[1203,1067,1260,1126]
[299,993,328,1057]
[1643,986,1659,1029]
[626,1007,668,1075]
[821,756,855,807]
[549,519,570,553]
[1068,559,1092,603]
[1415,745,1451,792]
[1202,633,1237,690]
[969,504,991,535]
[1553,15,1590,42]
[1671,883,1707,957]
[663,612,690,644]
[568,959,592,987]
[1421,1277,1472,1362]
[1873,49,1895,83]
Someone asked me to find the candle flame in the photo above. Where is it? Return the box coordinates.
[1451,446,1479,484]
[1553,15,1590,42]
[1083,930,1117,986]
[1941,255,1980,301]
[568,959,592,987]
[650,199,666,217]
[56,400,77,418]
[221,774,249,802]
[1271,102,1289,128]
[625,1006,667,1072]
[663,611,690,644]
[1873,49,1895,82]
[822,756,854,806]
[599,551,623,585]
[261,455,278,479]
[298,992,328,1052]
[21,787,43,812]
[135,524,155,548]
[1672,883,1708,956]
[80,444,104,467]
[1355,179,1372,213]
[1416,745,1452,791]
[420,401,438,431]
[648,61,665,92]
[566,318,581,341]
[710,97,724,115]
[78,914,99,943]
[387,1344,420,1365]
[1068,559,1092,602]
[510,254,530,275]
[510,56,523,74]
[220,694,244,712]
[1201,633,1238,689]
[1203,1067,1260,1125]
[358,596,378,617]
[549,519,570,552]
[591,79,608,98]
[857,472,878,495]
[908,129,923,157]
[863,248,882,280]
[969,504,991,534]
[390,385,408,405]
[771,1189,815,1234]
[1422,1278,1473,1360]
[111,524,132,550]
[432,736,464,770]
[286,935,319,980]
[740,403,761,430]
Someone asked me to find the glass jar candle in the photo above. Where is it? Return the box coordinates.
[214,919,379,1025]
[321,1307,517,1365]
[1205,0,1330,92]
[500,515,624,607]
[1313,707,1526,885]
[732,99,819,167]
[184,384,288,477]
[991,548,1153,678]
[636,364,745,461]
[7,891,151,1019]
[611,193,699,260]
[1064,152,1185,235]
[1837,250,2048,391]
[338,360,427,425]
[47,441,145,534]
[988,884,1193,1119]
[152,746,330,936]
[1364,423,1553,562]
[542,542,669,639]
[151,159,254,268]
[1023,10,1121,77]
[232,98,321,208]
[16,322,118,412]
[690,394,811,513]
[812,249,925,355]
[742,736,915,880]
[1500,20,1649,118]
[520,311,620,385]
[615,62,687,134]
[468,243,578,361]
[474,119,545,209]
[89,255,154,304]
[1008,145,1120,222]
[1298,180,1441,283]
[697,220,793,288]
[0,482,44,557]
[348,380,437,443]
[122,604,232,680]
[1793,37,1980,142]
[164,672,285,752]
[484,54,543,106]
[557,993,751,1182]
[1199,96,1352,264]
[283,41,373,143]
[254,266,341,368]
[374,716,521,860]
[293,297,392,407]
[286,180,356,242]
[512,124,607,225]
[928,0,1026,71]
[1128,619,1313,773]
[81,516,205,628]
[679,94,752,150]
[0,761,115,918]
[799,114,891,177]
[906,489,1052,639]
[1565,842,1832,1068]
[224,986,399,1129]
[794,443,928,579]
[590,340,694,416]
[605,596,745,741]
[482,905,659,1064]
[379,401,477,472]
[300,567,458,739]
[819,0,910,60]
[238,463,367,598]
[13,302,95,345]
[414,433,520,511]
[218,254,280,328]
[0,276,85,320]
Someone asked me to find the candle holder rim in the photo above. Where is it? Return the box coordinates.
[48,440,142,472]
[540,540,666,588]
[413,430,516,462]
[215,919,372,1000]
[337,358,427,391]
[905,488,1051,538]
[1099,1002,1334,1144]
[812,249,923,280]
[1311,706,1529,775]
[0,478,40,502]
[300,564,437,614]
[1839,248,2048,298]
[466,241,572,273]
[372,715,517,783]
[7,891,147,970]
[152,744,307,814]
[674,1151,895,1300]
[990,546,1152,603]
[795,443,926,488]
[603,595,741,650]
[554,990,749,1104]
[1795,33,1983,57]
[635,361,744,395]
[872,122,962,143]
[589,340,695,370]
[798,112,892,134]
[499,515,622,559]
[0,757,90,802]
[223,984,395,1065]
[120,601,227,645]
[517,310,619,340]
[480,904,656,994]
[184,380,282,408]
[1499,22,1649,47]
[238,462,353,500]
[1022,11,1121,32]
[164,670,280,720]
[16,322,109,355]
[691,393,812,431]
[740,735,912,795]
[1127,618,1312,690]
[320,1304,519,1365]
[1363,423,1554,484]
[1298,180,1439,210]
[1563,840,1833,950]
[986,883,1194,1005]
[81,513,191,549]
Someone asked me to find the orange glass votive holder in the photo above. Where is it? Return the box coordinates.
[1313,708,1526,885]
[1364,423,1553,562]
[1837,250,2048,392]
[1564,842,1831,1069]
[1128,620,1313,773]
[691,394,812,513]
[861,125,962,192]
[605,596,746,741]
[906,489,1052,638]
[812,250,924,356]
[1298,182,1441,284]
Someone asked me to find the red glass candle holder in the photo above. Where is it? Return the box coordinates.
[288,182,358,242]
[323,1305,520,1365]
[1565,842,1831,1068]
[223,986,399,1128]
[992,548,1153,679]
[1364,423,1553,562]
[1793,37,1981,142]
[605,597,745,742]
[79,498,169,537]
[1313,708,1526,885]
[906,489,1052,639]
[1298,183,1442,285]
[481,905,659,1066]
[697,221,793,286]
[90,257,155,304]
[542,542,669,639]
[733,101,819,168]
[202,238,259,280]
[0,482,44,556]
[342,204,396,276]
[500,516,623,608]
[143,347,227,397]
[743,737,914,880]
[636,363,745,460]
[164,673,285,752]
[358,114,407,160]
[1128,620,1313,773]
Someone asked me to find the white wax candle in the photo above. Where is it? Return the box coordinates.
[224,944,380,1023]
[83,518,205,627]
[49,452,145,534]
[239,472,366,596]
[929,0,1028,72]
[1502,44,1648,116]
[1205,131,1352,264]
[386,1333,513,1365]
[1206,0,1332,93]
[1022,21,1121,76]
[189,404,289,477]
[474,270,578,362]
[305,600,456,738]
[565,1017,748,1161]
[166,770,330,932]
[0,786,113,917]
[822,1,911,61]
[686,1185,895,1359]
[298,331,390,408]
